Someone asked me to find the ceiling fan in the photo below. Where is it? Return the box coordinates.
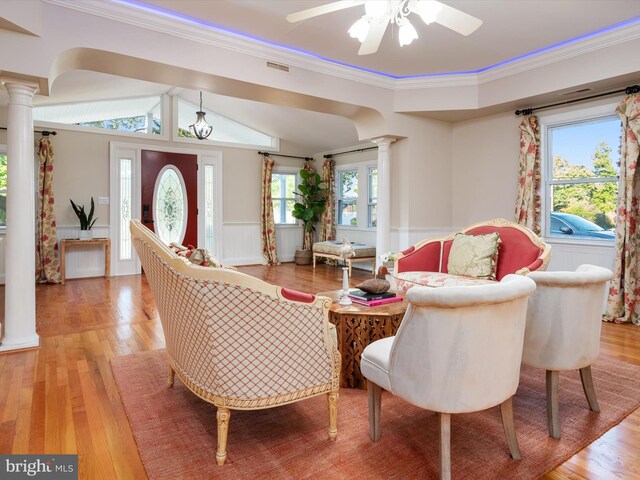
[286,0,483,55]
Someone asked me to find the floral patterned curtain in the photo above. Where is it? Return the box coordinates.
[302,159,315,174]
[514,115,541,235]
[604,94,640,325]
[319,157,336,242]
[260,155,279,265]
[35,136,61,283]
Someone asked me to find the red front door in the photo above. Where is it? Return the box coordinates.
[141,150,198,247]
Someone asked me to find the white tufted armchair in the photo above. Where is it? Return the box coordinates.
[130,220,340,465]
[361,275,536,480]
[522,264,613,438]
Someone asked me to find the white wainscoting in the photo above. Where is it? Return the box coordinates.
[58,225,111,280]
[276,225,303,263]
[221,223,263,265]
[335,227,376,272]
[546,240,616,271]
[546,240,616,313]
[335,227,376,246]
[390,227,456,253]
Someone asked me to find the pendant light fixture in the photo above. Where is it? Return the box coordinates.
[189,91,213,140]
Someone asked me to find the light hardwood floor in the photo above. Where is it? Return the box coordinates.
[0,264,639,479]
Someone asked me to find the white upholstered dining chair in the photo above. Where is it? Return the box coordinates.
[522,264,613,438]
[361,275,536,480]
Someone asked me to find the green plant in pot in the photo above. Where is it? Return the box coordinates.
[70,197,97,240]
[291,168,328,265]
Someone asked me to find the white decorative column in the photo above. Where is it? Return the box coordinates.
[372,136,396,270]
[0,81,39,352]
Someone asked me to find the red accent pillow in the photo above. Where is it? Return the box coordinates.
[281,288,316,303]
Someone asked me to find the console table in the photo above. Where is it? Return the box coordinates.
[60,238,111,285]
[319,290,408,389]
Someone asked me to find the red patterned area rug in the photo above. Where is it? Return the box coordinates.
[111,350,640,480]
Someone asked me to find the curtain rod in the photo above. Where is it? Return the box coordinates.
[324,146,377,159]
[0,126,57,136]
[258,151,313,161]
[515,84,640,116]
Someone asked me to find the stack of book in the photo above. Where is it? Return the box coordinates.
[348,289,403,307]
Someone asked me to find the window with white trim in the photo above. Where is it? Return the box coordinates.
[337,169,358,227]
[34,96,162,135]
[368,167,378,228]
[335,161,378,229]
[271,172,298,225]
[542,104,620,242]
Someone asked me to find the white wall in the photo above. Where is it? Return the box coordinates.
[0,103,316,279]
[452,112,521,227]
[315,116,455,258]
[451,105,616,272]
[0,98,620,281]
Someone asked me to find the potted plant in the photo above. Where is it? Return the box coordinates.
[291,168,328,265]
[70,197,97,240]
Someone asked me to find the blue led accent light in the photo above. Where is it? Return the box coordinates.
[114,1,640,80]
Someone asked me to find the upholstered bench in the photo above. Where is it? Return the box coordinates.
[313,241,376,276]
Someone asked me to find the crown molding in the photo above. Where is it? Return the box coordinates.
[476,20,640,84]
[44,0,640,92]
[394,21,640,89]
[43,0,397,89]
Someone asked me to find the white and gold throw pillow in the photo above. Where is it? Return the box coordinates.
[447,232,500,280]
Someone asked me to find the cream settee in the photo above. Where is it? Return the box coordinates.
[390,218,551,292]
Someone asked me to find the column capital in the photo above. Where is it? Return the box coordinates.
[2,79,39,95]
[371,136,398,148]
[3,81,38,108]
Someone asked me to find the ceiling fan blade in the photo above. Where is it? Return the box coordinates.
[358,15,389,55]
[286,0,364,23]
[434,1,483,36]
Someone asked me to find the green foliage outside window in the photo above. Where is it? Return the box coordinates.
[79,116,161,134]
[552,142,618,230]
[178,127,195,138]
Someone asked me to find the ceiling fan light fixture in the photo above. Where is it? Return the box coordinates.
[415,0,443,25]
[189,91,213,140]
[348,16,370,42]
[364,0,388,19]
[398,20,418,46]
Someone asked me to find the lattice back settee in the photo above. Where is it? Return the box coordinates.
[130,220,340,466]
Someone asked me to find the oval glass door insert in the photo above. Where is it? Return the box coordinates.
[153,165,187,245]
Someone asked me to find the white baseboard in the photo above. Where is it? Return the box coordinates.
[223,256,264,266]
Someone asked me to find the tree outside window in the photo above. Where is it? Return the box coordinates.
[337,169,358,226]
[546,115,619,240]
[368,167,377,228]
[271,172,297,224]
